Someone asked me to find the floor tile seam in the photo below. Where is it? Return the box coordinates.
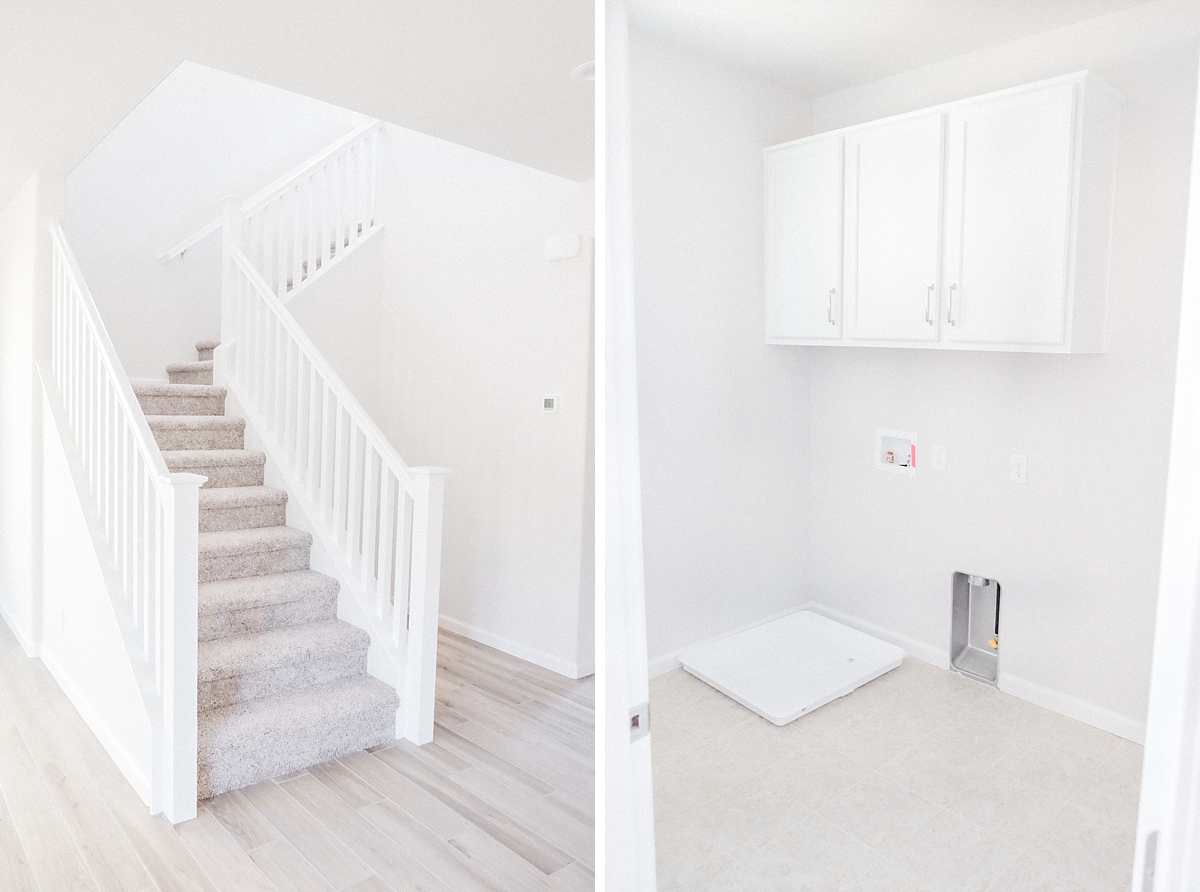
[21,804,101,889]
[26,756,116,890]
[0,727,80,865]
[859,800,1027,892]
[249,777,374,887]
[874,758,993,809]
[98,785,180,892]
[177,803,276,892]
[988,758,1097,803]
[824,772,947,846]
[711,797,821,873]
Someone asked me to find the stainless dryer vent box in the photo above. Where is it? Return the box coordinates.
[951,573,1000,685]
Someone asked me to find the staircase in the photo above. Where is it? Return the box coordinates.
[135,339,398,799]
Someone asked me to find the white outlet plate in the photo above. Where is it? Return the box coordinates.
[932,445,946,471]
[1011,454,1027,484]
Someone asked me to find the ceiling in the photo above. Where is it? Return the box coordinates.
[0,0,594,210]
[628,0,1164,97]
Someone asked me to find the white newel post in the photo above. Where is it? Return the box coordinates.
[161,471,205,823]
[403,467,450,743]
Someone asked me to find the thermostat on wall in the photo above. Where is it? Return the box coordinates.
[543,395,559,413]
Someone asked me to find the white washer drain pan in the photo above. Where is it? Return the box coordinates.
[678,610,906,725]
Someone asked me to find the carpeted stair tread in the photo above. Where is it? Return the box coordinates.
[163,450,265,488]
[199,485,287,510]
[134,382,226,416]
[166,360,214,385]
[146,415,244,450]
[199,485,287,531]
[198,570,339,641]
[196,339,219,362]
[198,619,367,682]
[199,569,338,614]
[197,675,397,799]
[198,526,311,583]
[163,449,264,466]
[199,525,312,558]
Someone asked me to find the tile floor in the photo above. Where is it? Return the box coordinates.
[651,657,1141,892]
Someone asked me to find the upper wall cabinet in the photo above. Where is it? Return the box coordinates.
[765,134,843,340]
[764,72,1122,353]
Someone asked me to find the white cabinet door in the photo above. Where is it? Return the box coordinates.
[845,114,944,342]
[943,83,1076,345]
[765,136,843,340]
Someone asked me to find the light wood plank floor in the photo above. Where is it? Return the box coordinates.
[0,619,594,892]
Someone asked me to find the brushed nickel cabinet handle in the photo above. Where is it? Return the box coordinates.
[828,288,836,324]
[947,284,958,325]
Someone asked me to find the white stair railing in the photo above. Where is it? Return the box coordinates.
[242,121,382,301]
[218,128,449,744]
[45,220,204,823]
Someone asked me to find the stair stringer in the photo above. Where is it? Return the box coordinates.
[212,363,409,737]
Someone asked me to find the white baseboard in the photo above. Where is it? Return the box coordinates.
[37,647,153,804]
[999,671,1146,744]
[439,615,591,679]
[647,602,1144,743]
[804,603,950,670]
[0,600,40,658]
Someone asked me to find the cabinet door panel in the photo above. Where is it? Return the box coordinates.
[945,84,1075,344]
[765,138,842,340]
[846,115,944,342]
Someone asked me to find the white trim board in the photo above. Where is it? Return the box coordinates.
[649,600,947,678]
[438,615,593,679]
[38,647,153,805]
[0,600,40,658]
[999,671,1145,744]
[651,601,1143,743]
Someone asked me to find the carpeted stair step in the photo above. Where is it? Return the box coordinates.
[197,674,398,799]
[167,360,214,386]
[133,383,225,416]
[163,450,265,488]
[147,415,244,451]
[199,485,287,531]
[197,339,219,362]
[198,619,370,711]
[199,526,311,583]
[198,570,339,642]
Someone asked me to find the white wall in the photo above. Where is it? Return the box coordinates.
[0,173,152,801]
[38,387,153,801]
[802,24,1200,739]
[363,126,595,678]
[627,32,814,671]
[65,61,371,380]
[0,176,41,649]
[283,128,596,678]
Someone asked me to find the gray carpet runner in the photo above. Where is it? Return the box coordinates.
[135,339,397,800]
